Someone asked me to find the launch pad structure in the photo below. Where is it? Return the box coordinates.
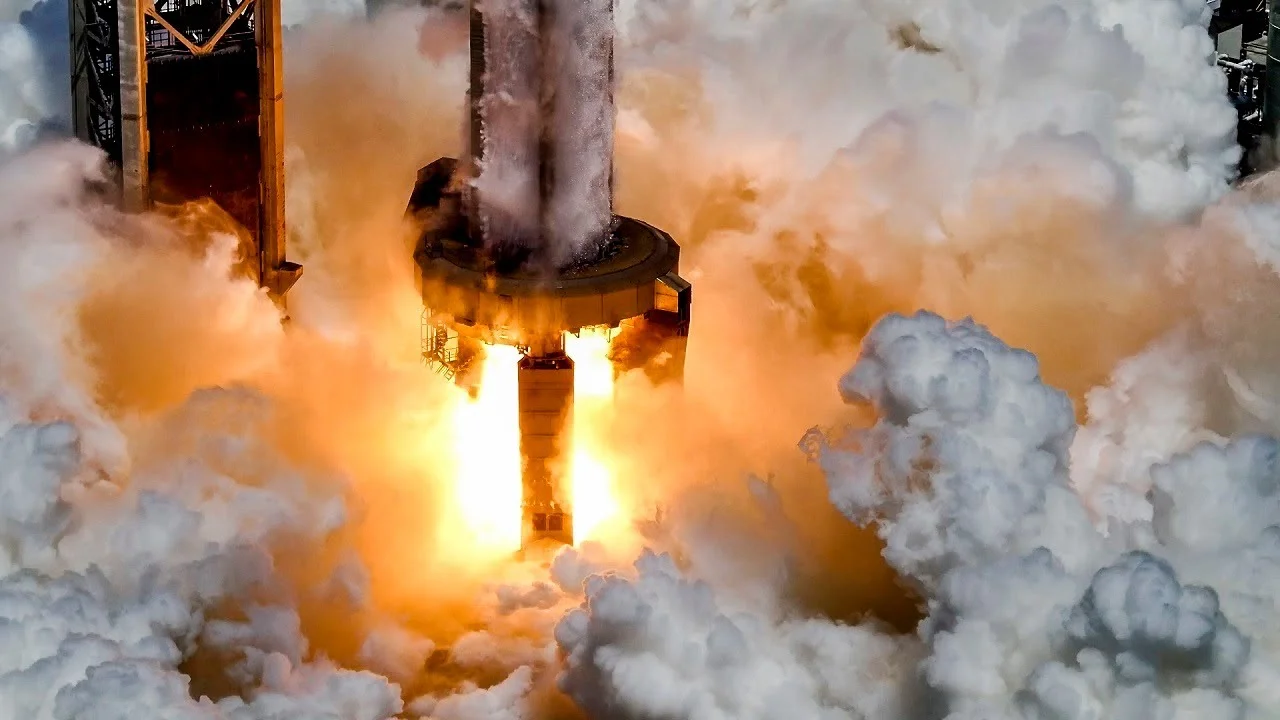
[406,1,692,548]
[66,0,689,549]
[69,0,301,300]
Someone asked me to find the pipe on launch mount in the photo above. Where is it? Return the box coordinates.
[1266,0,1280,138]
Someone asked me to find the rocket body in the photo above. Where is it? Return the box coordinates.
[467,0,615,264]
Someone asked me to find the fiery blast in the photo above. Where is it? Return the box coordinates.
[564,328,623,546]
[7,0,1280,718]
[447,329,621,556]
[449,344,523,555]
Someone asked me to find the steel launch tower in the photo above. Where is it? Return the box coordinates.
[406,0,692,547]
[69,0,301,299]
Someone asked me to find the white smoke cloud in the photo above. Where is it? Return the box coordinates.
[556,549,919,720]
[814,311,1100,588]
[282,0,365,27]
[1068,328,1220,531]
[557,311,1280,719]
[409,665,533,720]
[0,138,409,719]
[0,400,405,720]
[1020,550,1251,719]
[613,0,1237,232]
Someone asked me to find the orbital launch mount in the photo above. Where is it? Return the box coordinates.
[405,0,692,548]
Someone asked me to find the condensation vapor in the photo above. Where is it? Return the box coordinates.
[545,0,613,263]
[474,0,542,248]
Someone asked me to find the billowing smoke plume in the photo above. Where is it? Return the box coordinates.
[0,143,409,719]
[556,312,1280,718]
[5,0,1280,719]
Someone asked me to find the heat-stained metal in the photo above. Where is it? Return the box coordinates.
[69,0,300,302]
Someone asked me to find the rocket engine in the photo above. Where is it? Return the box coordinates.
[405,0,692,548]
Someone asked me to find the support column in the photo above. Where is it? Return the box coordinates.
[257,0,301,303]
[116,0,148,212]
[517,334,574,546]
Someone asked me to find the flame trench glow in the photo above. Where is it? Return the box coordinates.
[448,329,620,554]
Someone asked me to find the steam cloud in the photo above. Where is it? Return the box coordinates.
[4,0,1280,719]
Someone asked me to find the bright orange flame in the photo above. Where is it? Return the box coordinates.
[445,330,620,554]
[448,344,522,555]
[566,328,621,544]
